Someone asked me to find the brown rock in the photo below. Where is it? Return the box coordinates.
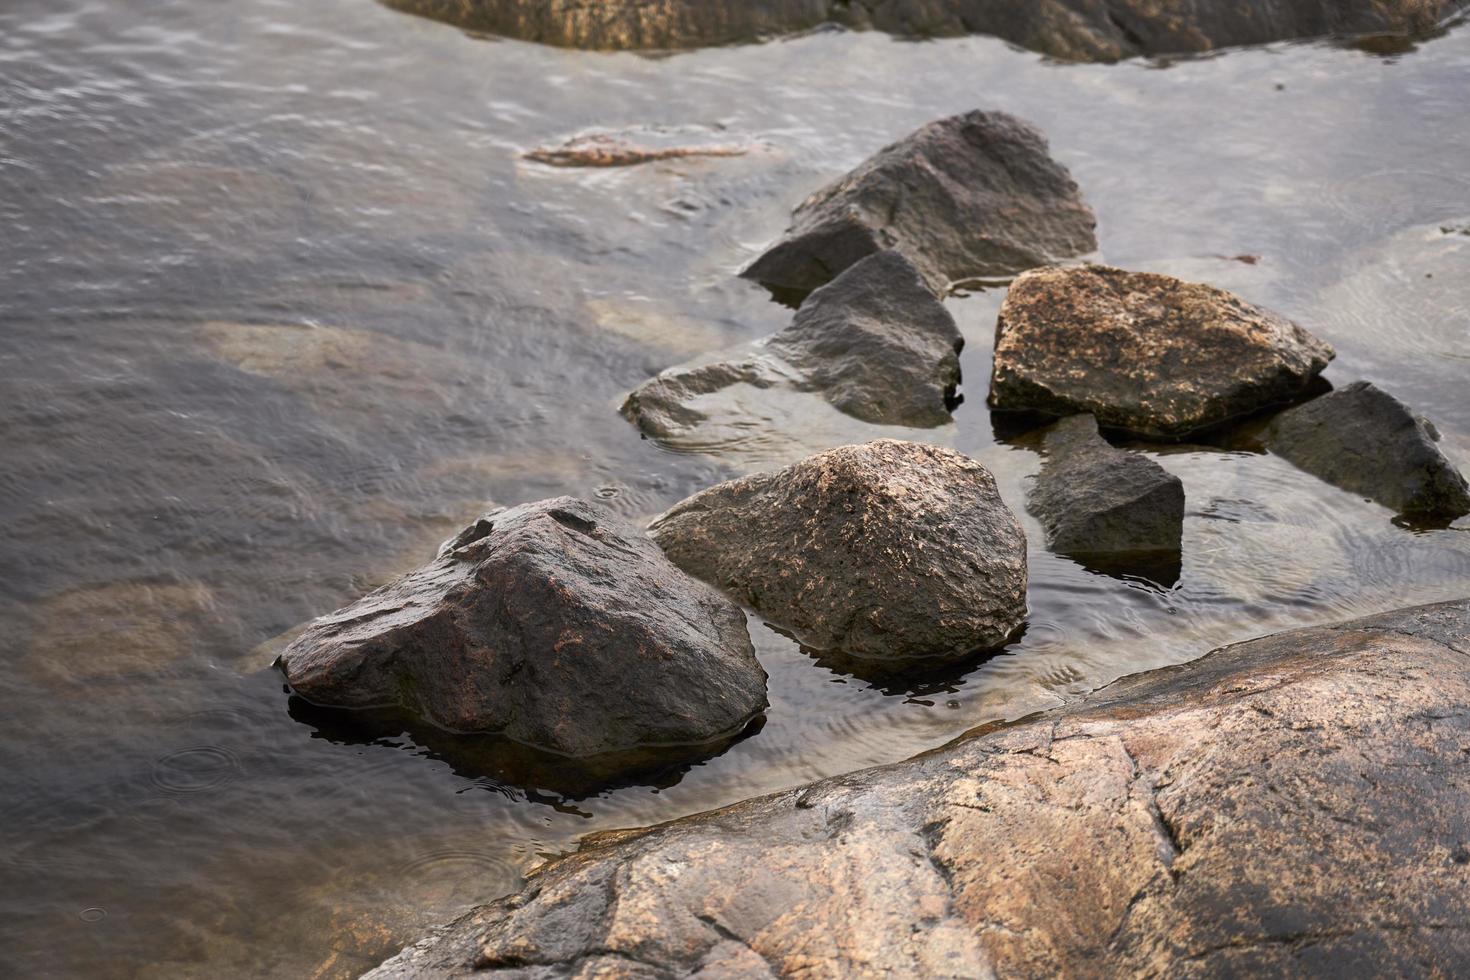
[366,598,1470,978]
[989,264,1335,440]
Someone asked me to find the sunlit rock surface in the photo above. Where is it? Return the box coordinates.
[367,597,1470,978]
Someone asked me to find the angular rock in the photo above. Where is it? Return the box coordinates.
[623,250,962,446]
[648,440,1027,662]
[990,264,1335,440]
[384,0,1466,61]
[277,497,767,758]
[1267,380,1470,520]
[1028,413,1184,560]
[367,598,1470,979]
[740,110,1097,302]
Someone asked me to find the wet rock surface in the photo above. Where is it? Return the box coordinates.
[648,440,1028,663]
[1028,413,1185,569]
[623,250,963,445]
[740,110,1097,302]
[367,598,1470,979]
[524,124,760,168]
[384,0,1467,60]
[277,497,767,758]
[1268,380,1470,521]
[990,264,1335,440]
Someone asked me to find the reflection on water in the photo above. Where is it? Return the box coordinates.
[1,0,1468,975]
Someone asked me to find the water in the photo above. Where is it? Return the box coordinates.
[1,0,1468,975]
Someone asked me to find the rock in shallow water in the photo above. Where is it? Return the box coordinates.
[366,598,1470,978]
[623,250,962,445]
[1267,380,1470,521]
[1028,414,1184,574]
[740,110,1097,303]
[277,497,767,758]
[649,440,1028,663]
[990,264,1335,440]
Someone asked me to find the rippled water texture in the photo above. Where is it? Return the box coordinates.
[2,1,1468,975]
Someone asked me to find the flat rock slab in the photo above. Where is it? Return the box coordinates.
[740,110,1096,303]
[278,497,767,759]
[384,0,1467,61]
[990,264,1335,440]
[367,598,1470,979]
[648,440,1027,663]
[1267,380,1470,521]
[524,125,761,168]
[1028,414,1184,569]
[623,250,962,448]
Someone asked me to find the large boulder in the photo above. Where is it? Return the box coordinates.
[648,440,1028,663]
[739,110,1097,303]
[990,264,1335,440]
[623,250,963,447]
[383,0,1466,61]
[1267,380,1470,521]
[367,598,1470,978]
[277,497,767,759]
[1028,413,1184,568]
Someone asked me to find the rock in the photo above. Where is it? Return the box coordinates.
[989,264,1335,440]
[623,250,963,447]
[384,0,1465,61]
[648,440,1027,663]
[740,111,1097,303]
[524,125,760,168]
[1267,380,1470,521]
[366,598,1470,979]
[1028,414,1184,571]
[277,497,767,759]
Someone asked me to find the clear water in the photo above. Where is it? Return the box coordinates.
[2,0,1468,975]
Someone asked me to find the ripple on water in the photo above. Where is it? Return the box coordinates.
[149,746,242,796]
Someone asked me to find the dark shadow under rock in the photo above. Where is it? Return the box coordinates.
[277,497,768,766]
[989,264,1335,440]
[622,250,962,451]
[739,110,1096,303]
[1266,380,1470,523]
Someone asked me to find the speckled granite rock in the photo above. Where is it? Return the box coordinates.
[366,598,1470,979]
[384,0,1468,61]
[277,497,767,758]
[740,111,1096,302]
[648,440,1028,663]
[1268,380,1470,521]
[623,250,963,444]
[989,265,1335,440]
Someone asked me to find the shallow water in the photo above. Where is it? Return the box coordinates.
[1,0,1468,975]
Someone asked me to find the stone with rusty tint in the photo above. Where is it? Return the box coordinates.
[384,0,1466,61]
[740,110,1097,302]
[1268,380,1470,521]
[623,250,963,445]
[990,264,1335,440]
[366,598,1470,978]
[648,440,1027,663]
[277,497,767,758]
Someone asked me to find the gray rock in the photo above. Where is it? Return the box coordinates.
[366,598,1470,979]
[623,250,962,446]
[648,440,1028,663]
[277,497,767,759]
[1028,413,1184,563]
[990,264,1335,440]
[384,0,1467,61]
[1267,380,1470,520]
[740,110,1097,303]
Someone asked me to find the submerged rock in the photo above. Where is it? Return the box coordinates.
[367,598,1470,978]
[648,440,1027,663]
[384,0,1465,61]
[1267,380,1470,521]
[623,250,962,446]
[990,264,1335,440]
[740,110,1096,302]
[524,124,760,168]
[1028,414,1184,573]
[277,497,767,759]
